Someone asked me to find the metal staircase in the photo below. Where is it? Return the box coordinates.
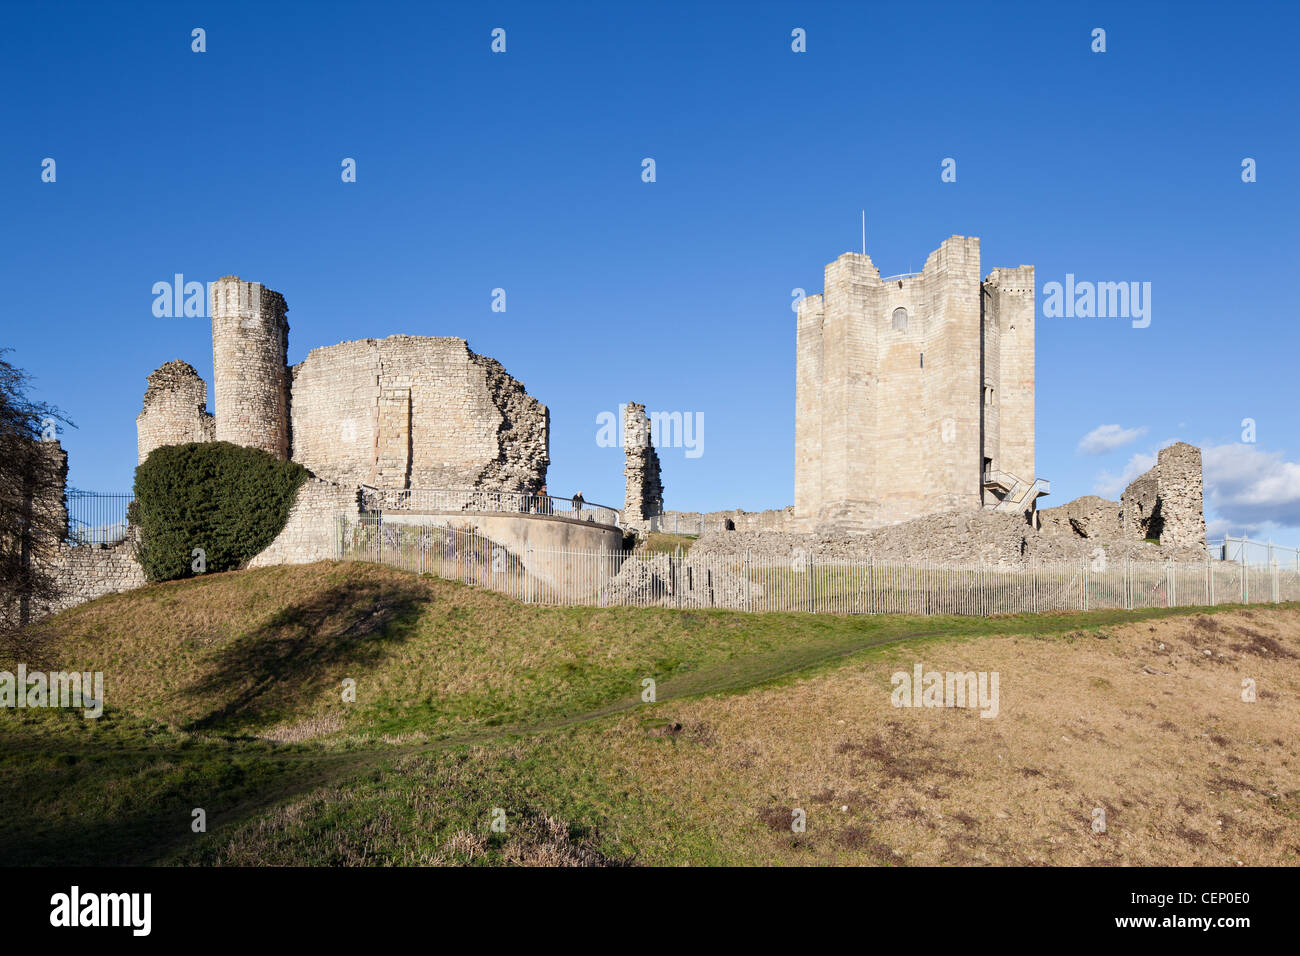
[982,468,1051,514]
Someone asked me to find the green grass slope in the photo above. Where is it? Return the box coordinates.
[2,560,1293,866]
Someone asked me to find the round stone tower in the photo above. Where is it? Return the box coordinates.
[210,276,290,459]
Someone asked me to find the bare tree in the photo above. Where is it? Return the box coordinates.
[0,349,71,634]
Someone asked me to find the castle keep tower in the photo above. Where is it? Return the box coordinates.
[210,276,290,459]
[795,236,1042,531]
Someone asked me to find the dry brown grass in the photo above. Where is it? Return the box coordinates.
[585,606,1300,865]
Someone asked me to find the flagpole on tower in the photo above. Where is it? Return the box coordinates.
[861,210,866,255]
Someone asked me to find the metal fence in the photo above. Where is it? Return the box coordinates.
[1213,535,1300,570]
[359,486,620,528]
[65,491,133,546]
[338,517,1300,614]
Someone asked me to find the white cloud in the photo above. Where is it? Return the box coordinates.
[1203,443,1300,533]
[1093,451,1156,497]
[1077,423,1147,456]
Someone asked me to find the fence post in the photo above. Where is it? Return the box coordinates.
[745,549,752,613]
[1081,559,1088,611]
[525,547,532,603]
[1206,559,1211,606]
[869,555,874,615]
[1241,547,1248,604]
[1272,560,1280,604]
[675,552,681,609]
[808,551,815,614]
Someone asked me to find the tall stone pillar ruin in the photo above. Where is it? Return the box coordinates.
[1120,442,1206,548]
[623,402,663,525]
[210,276,290,459]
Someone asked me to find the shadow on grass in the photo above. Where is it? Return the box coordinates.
[183,577,431,734]
[0,736,342,866]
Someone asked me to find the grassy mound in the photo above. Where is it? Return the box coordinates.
[3,561,1297,866]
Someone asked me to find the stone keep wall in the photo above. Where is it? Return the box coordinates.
[1039,495,1119,538]
[982,266,1036,489]
[1121,442,1206,548]
[211,276,290,459]
[136,360,216,463]
[795,237,1039,531]
[247,479,363,567]
[289,336,548,492]
[622,402,663,524]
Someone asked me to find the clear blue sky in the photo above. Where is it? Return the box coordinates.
[3,1,1297,544]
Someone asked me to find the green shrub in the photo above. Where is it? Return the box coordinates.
[131,442,308,583]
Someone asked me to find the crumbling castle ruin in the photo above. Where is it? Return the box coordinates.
[136,361,215,463]
[1035,444,1207,550]
[1120,442,1206,547]
[795,236,1046,531]
[137,276,550,492]
[40,247,1215,617]
[622,402,663,528]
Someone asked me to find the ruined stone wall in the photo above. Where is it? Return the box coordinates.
[35,439,68,546]
[1153,443,1207,548]
[136,360,216,464]
[622,402,663,524]
[1039,495,1119,539]
[693,507,1208,569]
[795,237,1005,531]
[1120,473,1160,541]
[1121,443,1206,548]
[48,538,147,614]
[42,480,367,615]
[247,478,363,567]
[655,506,796,535]
[471,351,550,490]
[211,276,290,459]
[289,336,548,492]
